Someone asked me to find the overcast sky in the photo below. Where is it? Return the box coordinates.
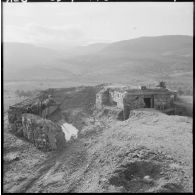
[3,2,193,48]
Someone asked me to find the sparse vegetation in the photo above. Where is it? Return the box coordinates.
[15,90,34,98]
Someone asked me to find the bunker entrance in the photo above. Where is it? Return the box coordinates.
[144,98,152,108]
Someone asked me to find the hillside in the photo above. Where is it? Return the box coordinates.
[60,36,193,85]
[3,86,193,193]
[4,35,193,89]
[3,42,75,81]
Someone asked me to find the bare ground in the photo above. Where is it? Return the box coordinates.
[3,107,192,193]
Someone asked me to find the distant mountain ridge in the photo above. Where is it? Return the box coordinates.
[4,35,193,87]
[102,35,192,52]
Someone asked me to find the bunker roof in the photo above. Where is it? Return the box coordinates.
[98,84,177,96]
[125,88,176,96]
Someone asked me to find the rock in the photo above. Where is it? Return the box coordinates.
[132,153,139,158]
[143,175,150,180]
[143,175,153,183]
[102,178,107,182]
[4,152,20,162]
[43,173,64,186]
[99,178,107,184]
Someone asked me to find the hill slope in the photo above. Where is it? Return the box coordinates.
[4,35,193,86]
[3,43,75,81]
[59,35,192,82]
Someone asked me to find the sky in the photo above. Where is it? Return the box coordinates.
[3,2,193,48]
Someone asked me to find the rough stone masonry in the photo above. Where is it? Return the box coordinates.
[96,83,177,120]
[21,113,66,151]
[8,92,66,151]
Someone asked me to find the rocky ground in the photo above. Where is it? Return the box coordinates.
[3,86,193,193]
[3,108,192,193]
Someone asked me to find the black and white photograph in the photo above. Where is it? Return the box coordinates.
[2,0,193,193]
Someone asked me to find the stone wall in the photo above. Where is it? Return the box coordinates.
[8,98,58,134]
[8,107,24,133]
[154,94,172,110]
[123,94,145,110]
[123,95,145,119]
[124,94,173,110]
[96,93,103,110]
[21,113,66,151]
[96,89,110,109]
[7,94,63,151]
[109,90,126,109]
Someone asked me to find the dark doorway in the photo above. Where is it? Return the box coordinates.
[117,110,124,121]
[144,98,151,108]
[123,106,130,120]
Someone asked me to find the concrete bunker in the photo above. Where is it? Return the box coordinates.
[96,83,177,120]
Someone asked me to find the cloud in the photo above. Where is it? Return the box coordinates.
[4,24,89,47]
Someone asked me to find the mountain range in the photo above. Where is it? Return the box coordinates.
[4,35,193,87]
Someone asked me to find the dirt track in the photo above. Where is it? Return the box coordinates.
[3,108,193,193]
